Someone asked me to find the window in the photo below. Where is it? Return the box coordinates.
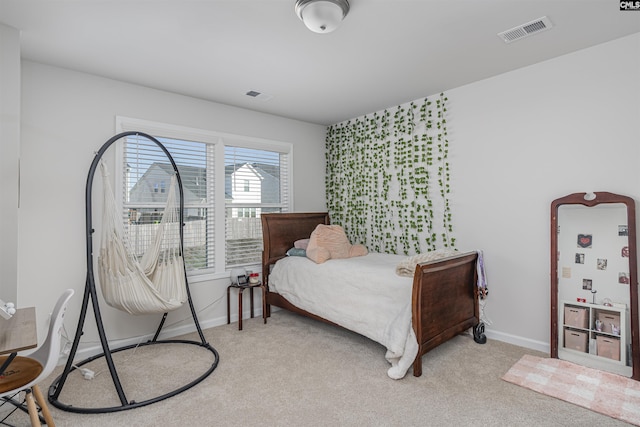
[116,118,291,276]
[152,181,166,193]
[236,208,257,218]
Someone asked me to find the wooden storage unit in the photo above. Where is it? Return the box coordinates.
[559,301,631,377]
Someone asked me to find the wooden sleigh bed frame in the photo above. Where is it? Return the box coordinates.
[260,212,486,377]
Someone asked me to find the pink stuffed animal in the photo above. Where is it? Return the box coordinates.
[306,224,368,264]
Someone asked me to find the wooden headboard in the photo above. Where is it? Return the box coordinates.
[261,212,329,285]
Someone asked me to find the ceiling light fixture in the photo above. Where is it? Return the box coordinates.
[295,0,350,34]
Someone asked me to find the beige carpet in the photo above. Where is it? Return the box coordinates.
[503,354,640,426]
[0,311,632,426]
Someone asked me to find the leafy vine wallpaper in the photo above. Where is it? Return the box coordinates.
[325,93,454,255]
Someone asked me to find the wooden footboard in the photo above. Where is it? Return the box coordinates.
[411,251,480,377]
[260,213,483,378]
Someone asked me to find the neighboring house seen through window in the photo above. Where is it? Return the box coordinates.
[117,118,291,276]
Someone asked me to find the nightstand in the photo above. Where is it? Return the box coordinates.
[226,282,263,330]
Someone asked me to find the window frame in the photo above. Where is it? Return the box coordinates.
[115,116,294,282]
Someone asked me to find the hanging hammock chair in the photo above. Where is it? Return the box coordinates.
[97,161,187,315]
[49,131,219,414]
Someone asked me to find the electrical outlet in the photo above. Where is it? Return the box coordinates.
[61,342,71,356]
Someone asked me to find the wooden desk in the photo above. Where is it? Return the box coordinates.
[0,308,37,373]
[0,307,37,355]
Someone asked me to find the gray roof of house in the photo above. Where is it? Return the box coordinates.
[148,162,280,200]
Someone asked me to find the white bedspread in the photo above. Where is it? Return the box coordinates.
[268,253,419,379]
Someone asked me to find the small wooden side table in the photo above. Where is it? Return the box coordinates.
[227,282,263,331]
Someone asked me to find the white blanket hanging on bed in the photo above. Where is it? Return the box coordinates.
[268,253,418,379]
[394,249,460,277]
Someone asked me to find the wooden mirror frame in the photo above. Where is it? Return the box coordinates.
[551,191,639,380]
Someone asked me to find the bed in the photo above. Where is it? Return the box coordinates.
[260,212,486,378]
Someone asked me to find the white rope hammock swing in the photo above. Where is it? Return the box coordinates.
[49,131,219,414]
[98,160,187,315]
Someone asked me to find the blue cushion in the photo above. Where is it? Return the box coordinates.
[286,248,307,257]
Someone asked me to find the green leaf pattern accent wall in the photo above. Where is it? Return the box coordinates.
[325,94,455,255]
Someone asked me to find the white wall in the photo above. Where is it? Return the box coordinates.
[18,61,327,356]
[448,33,640,351]
[0,24,20,303]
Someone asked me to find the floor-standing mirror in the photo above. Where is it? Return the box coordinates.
[551,192,639,380]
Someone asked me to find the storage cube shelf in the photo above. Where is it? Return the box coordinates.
[596,311,621,335]
[559,301,631,377]
[564,328,588,352]
[596,335,620,361]
[564,306,588,329]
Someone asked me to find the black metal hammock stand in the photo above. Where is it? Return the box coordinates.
[48,132,219,413]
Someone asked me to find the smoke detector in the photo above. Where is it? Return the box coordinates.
[498,16,553,44]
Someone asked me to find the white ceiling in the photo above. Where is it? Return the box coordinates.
[1,0,639,126]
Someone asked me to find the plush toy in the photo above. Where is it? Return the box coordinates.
[306,224,368,264]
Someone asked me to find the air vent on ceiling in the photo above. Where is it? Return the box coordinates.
[498,16,553,44]
[245,90,273,101]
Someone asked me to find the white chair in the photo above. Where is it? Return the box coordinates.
[0,289,74,427]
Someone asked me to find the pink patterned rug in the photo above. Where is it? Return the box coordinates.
[502,355,640,425]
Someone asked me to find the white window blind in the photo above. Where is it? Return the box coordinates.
[224,146,289,267]
[117,118,291,275]
[122,134,215,272]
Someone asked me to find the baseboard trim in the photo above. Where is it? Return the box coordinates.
[486,328,549,354]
